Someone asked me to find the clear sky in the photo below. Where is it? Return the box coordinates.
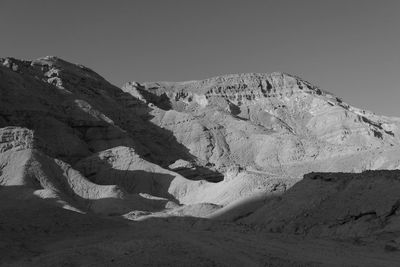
[1,0,399,116]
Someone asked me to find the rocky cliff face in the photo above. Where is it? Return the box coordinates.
[1,56,400,216]
[123,73,400,181]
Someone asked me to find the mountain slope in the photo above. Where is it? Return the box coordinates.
[240,170,400,246]
[1,56,400,216]
[123,73,400,185]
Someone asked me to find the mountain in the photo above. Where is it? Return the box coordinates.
[1,56,400,216]
[2,56,400,265]
[121,72,400,203]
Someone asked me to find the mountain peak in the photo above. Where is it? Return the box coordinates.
[0,56,108,93]
[123,71,339,114]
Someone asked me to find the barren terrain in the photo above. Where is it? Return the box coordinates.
[1,56,400,266]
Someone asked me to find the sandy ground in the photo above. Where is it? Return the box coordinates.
[2,209,400,267]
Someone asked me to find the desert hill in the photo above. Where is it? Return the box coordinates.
[2,56,400,214]
[1,56,400,266]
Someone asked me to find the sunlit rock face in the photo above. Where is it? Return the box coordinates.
[123,72,400,179]
[2,56,400,217]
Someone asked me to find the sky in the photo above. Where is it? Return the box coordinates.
[0,0,399,116]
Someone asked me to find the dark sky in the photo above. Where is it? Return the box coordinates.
[1,0,399,116]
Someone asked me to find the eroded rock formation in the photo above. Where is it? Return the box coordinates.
[1,56,400,218]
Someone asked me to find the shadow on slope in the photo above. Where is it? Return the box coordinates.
[84,168,179,202]
[239,170,400,243]
[207,192,282,222]
[0,61,224,182]
[0,185,130,264]
[0,148,173,216]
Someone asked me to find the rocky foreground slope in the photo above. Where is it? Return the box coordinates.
[244,171,400,242]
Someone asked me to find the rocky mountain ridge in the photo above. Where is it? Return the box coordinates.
[124,70,400,177]
[1,56,400,216]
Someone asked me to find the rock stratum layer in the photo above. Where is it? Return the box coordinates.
[1,56,400,217]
